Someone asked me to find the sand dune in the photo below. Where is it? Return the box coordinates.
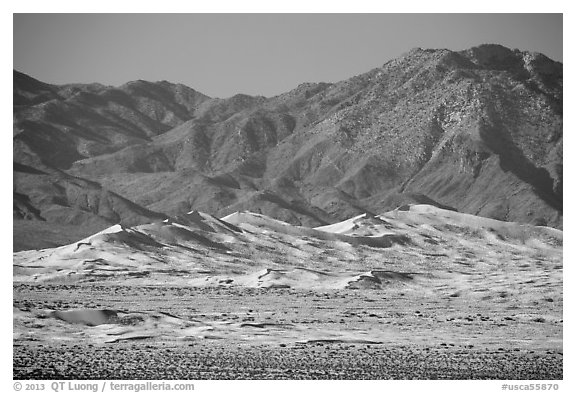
[12,201,563,374]
[14,303,398,346]
[14,204,561,294]
[12,203,563,355]
[50,309,118,326]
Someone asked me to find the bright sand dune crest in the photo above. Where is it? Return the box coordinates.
[14,205,561,294]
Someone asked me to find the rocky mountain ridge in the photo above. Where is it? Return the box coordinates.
[13,44,563,250]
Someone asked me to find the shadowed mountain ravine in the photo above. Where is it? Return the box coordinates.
[13,44,562,251]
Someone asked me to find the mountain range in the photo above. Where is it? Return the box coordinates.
[13,44,563,251]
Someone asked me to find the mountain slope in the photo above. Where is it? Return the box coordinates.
[13,72,211,249]
[13,161,169,251]
[13,44,563,250]
[14,70,211,168]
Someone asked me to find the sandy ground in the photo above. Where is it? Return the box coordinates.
[14,342,562,380]
[13,205,563,379]
[13,284,562,379]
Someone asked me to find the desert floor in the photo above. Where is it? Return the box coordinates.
[13,283,562,380]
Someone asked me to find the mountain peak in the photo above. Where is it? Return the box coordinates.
[13,44,563,250]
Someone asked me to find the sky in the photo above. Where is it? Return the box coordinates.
[13,13,563,98]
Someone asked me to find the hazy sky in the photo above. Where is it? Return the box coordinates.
[13,14,562,98]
